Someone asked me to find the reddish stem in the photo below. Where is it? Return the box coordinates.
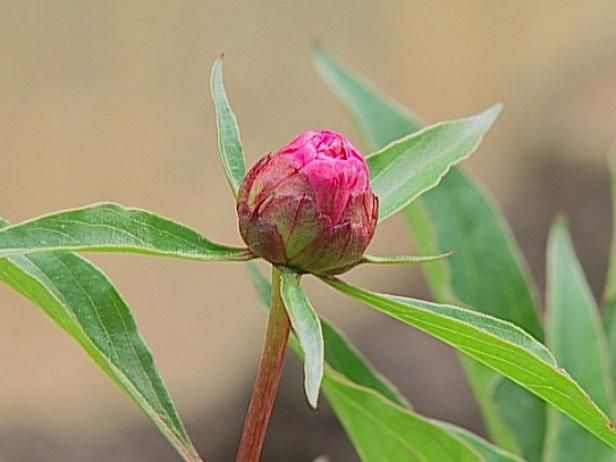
[235,267,290,462]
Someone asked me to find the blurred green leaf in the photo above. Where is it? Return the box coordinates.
[324,277,616,451]
[313,45,421,149]
[210,55,246,196]
[440,423,525,462]
[367,104,502,221]
[544,219,615,462]
[248,263,407,406]
[280,270,324,408]
[0,202,251,261]
[323,370,484,462]
[249,264,522,461]
[314,45,544,458]
[603,146,616,398]
[0,219,201,462]
[404,170,543,337]
[493,379,545,461]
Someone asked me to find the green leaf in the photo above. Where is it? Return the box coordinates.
[313,45,544,458]
[249,264,523,461]
[279,270,324,408]
[404,170,543,338]
[323,370,484,462]
[248,263,408,406]
[0,202,252,261]
[493,379,545,461]
[603,146,616,397]
[210,55,246,196]
[544,219,615,462]
[0,232,202,461]
[358,251,452,266]
[313,45,421,149]
[367,104,502,221]
[324,277,616,451]
[440,422,525,462]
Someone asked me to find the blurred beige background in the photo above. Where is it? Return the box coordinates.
[1,1,616,460]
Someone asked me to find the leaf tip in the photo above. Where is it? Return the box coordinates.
[306,383,321,409]
[552,212,569,228]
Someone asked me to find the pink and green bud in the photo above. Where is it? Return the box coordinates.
[237,130,378,275]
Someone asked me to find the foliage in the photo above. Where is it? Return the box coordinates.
[1,48,615,462]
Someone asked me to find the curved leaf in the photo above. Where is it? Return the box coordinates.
[313,45,421,149]
[441,423,525,462]
[358,251,452,266]
[249,264,522,460]
[324,277,616,451]
[247,262,408,407]
[210,56,246,196]
[0,202,252,261]
[0,224,202,461]
[544,219,614,462]
[603,146,616,399]
[367,104,502,221]
[323,371,483,462]
[314,45,544,458]
[279,270,324,408]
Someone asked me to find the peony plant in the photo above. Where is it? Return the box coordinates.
[1,47,616,462]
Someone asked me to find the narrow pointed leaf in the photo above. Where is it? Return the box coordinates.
[313,45,421,148]
[323,371,484,462]
[210,56,246,196]
[279,270,324,408]
[0,203,252,261]
[367,104,502,221]
[441,423,525,462]
[248,263,408,407]
[0,219,201,461]
[493,378,545,460]
[314,46,544,458]
[359,251,452,266]
[604,146,616,317]
[324,277,616,451]
[249,264,521,460]
[544,219,615,462]
[603,146,616,396]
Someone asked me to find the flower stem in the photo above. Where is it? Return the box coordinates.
[235,266,290,462]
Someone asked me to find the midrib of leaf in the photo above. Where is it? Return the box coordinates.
[0,202,251,261]
[324,277,616,450]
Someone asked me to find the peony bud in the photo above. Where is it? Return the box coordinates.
[237,129,378,275]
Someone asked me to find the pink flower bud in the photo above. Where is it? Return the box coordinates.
[237,130,378,274]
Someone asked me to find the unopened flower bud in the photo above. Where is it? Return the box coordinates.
[237,129,378,274]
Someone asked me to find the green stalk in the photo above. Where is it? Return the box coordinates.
[235,266,290,462]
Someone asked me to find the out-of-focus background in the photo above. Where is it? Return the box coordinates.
[1,1,616,460]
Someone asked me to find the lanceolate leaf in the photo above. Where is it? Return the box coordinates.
[0,203,252,261]
[544,219,614,462]
[323,371,484,462]
[210,56,247,196]
[313,45,421,149]
[314,46,544,458]
[358,251,452,266]
[324,277,616,451]
[0,219,201,462]
[367,104,502,221]
[249,265,523,461]
[441,423,524,462]
[248,262,407,406]
[603,146,616,396]
[279,270,324,408]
